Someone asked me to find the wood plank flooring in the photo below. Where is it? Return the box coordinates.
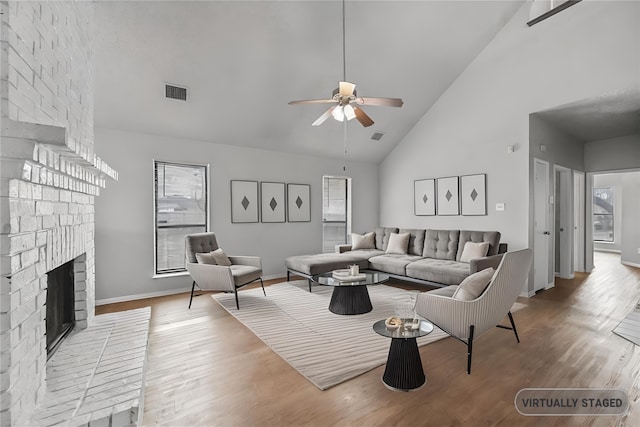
[97,252,640,426]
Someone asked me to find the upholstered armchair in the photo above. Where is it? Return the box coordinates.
[185,232,265,309]
[414,248,533,374]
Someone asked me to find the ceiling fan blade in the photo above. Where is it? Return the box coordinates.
[339,81,356,97]
[353,106,374,127]
[312,106,336,126]
[289,99,336,105]
[355,97,404,107]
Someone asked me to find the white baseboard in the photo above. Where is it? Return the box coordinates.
[544,281,555,290]
[622,261,640,269]
[96,287,192,306]
[594,248,621,254]
[96,273,288,306]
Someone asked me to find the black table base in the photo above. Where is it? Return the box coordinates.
[382,337,426,391]
[328,285,373,315]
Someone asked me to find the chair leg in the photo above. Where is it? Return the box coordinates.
[308,279,312,293]
[287,271,290,281]
[188,281,196,309]
[467,325,475,375]
[234,289,240,310]
[508,311,520,343]
[260,278,266,297]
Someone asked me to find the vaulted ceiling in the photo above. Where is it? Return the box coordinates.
[94,1,525,163]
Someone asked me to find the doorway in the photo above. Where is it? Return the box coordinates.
[533,158,551,292]
[573,171,585,272]
[554,165,573,279]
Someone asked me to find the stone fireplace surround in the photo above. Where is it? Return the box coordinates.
[0,120,134,425]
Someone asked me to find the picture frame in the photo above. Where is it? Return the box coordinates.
[436,176,459,216]
[260,182,286,223]
[287,183,311,222]
[230,180,259,223]
[460,173,487,215]
[414,179,436,216]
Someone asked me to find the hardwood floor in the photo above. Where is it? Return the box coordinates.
[97,252,640,426]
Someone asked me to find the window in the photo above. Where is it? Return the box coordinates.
[154,161,208,274]
[593,187,614,242]
[322,176,351,253]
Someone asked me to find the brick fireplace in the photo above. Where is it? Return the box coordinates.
[0,1,122,425]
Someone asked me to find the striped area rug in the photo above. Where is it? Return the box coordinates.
[613,303,640,346]
[212,280,450,390]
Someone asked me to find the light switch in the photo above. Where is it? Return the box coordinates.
[496,203,505,211]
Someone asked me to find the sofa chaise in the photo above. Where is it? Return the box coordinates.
[285,227,507,288]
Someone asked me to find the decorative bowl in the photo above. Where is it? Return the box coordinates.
[385,316,403,330]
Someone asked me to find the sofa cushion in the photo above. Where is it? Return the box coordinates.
[405,258,470,286]
[459,241,490,263]
[285,253,369,276]
[424,285,457,298]
[352,232,376,250]
[347,249,385,260]
[375,227,399,251]
[386,233,411,254]
[211,248,232,266]
[369,254,424,276]
[452,267,495,300]
[230,265,262,286]
[399,228,426,256]
[456,230,501,260]
[195,252,217,265]
[423,229,460,260]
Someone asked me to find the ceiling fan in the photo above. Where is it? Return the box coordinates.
[288,0,404,128]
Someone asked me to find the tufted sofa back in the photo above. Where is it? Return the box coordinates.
[185,232,220,263]
[456,230,501,261]
[422,229,460,260]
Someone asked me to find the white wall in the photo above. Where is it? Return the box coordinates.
[379,1,639,294]
[621,172,640,267]
[584,134,640,172]
[94,127,379,302]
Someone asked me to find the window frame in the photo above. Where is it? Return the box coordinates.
[153,160,210,276]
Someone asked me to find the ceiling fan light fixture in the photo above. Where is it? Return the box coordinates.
[343,104,356,121]
[332,106,345,122]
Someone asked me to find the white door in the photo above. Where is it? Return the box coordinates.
[573,171,585,272]
[554,165,573,279]
[534,159,551,292]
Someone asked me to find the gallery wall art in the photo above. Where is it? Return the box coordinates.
[414,179,436,216]
[260,182,286,223]
[231,180,259,223]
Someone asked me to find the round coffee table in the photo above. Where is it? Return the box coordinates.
[312,271,389,315]
[373,318,434,391]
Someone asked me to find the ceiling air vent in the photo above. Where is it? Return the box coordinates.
[371,131,385,141]
[165,84,187,101]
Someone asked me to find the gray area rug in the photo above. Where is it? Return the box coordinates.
[613,303,640,346]
[213,280,525,390]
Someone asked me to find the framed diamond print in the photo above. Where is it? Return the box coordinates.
[231,180,259,223]
[260,182,286,223]
[287,183,311,222]
[414,179,435,216]
[460,174,487,215]
[436,176,459,216]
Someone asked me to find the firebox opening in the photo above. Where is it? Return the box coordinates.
[46,260,75,359]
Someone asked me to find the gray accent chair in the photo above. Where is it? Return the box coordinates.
[185,232,265,309]
[414,248,532,374]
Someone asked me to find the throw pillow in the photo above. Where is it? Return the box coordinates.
[459,241,490,263]
[352,232,376,250]
[195,252,217,265]
[385,232,411,255]
[211,248,232,266]
[452,267,495,301]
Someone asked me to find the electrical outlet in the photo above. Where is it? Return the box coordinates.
[496,203,505,211]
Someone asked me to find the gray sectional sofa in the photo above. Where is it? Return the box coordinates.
[285,227,507,288]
